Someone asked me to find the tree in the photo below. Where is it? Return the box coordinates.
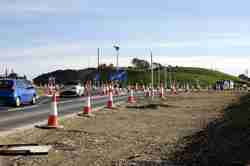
[239,74,249,82]
[99,64,107,70]
[131,58,150,69]
[8,73,18,79]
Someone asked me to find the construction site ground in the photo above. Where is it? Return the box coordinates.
[0,91,249,166]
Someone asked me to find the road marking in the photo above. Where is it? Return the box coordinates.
[0,105,39,113]
[0,94,127,113]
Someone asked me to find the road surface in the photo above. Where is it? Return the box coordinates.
[0,94,129,132]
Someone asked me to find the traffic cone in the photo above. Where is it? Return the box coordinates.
[78,95,94,117]
[186,83,190,93]
[84,96,92,114]
[144,88,149,97]
[145,87,150,97]
[47,93,61,128]
[107,91,113,108]
[160,87,165,98]
[128,89,136,103]
[35,92,63,129]
[172,85,177,95]
[150,87,154,98]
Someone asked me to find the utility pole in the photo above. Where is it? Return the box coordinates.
[151,51,153,88]
[164,66,167,88]
[150,50,154,99]
[5,67,8,78]
[97,48,100,88]
[158,66,160,88]
[97,48,100,70]
[169,66,172,89]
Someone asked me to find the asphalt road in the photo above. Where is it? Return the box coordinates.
[0,94,129,133]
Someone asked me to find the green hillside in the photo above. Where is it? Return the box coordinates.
[125,67,239,87]
[34,66,240,88]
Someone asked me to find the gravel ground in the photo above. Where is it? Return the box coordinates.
[0,91,244,166]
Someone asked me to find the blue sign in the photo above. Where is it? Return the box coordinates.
[94,73,100,81]
[108,70,127,81]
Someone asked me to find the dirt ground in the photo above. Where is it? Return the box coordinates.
[0,91,246,166]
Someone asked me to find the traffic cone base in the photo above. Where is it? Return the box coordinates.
[35,115,63,129]
[78,112,95,117]
[107,100,113,108]
[47,115,58,127]
[83,106,91,114]
[128,96,136,103]
[78,96,95,117]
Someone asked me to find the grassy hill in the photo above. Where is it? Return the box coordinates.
[33,66,240,88]
[126,67,240,87]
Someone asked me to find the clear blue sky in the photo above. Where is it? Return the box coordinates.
[0,0,250,78]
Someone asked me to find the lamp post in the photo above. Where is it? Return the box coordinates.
[150,50,154,99]
[97,48,100,88]
[164,65,167,89]
[97,48,100,70]
[113,45,120,71]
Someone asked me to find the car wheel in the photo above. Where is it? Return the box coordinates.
[15,97,21,107]
[31,96,36,105]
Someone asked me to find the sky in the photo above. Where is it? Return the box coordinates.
[0,0,250,79]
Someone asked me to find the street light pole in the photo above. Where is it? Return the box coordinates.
[97,48,100,70]
[97,48,100,88]
[113,45,120,71]
[158,66,160,88]
[164,65,167,88]
[150,50,154,98]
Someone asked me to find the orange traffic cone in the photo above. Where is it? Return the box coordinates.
[107,91,113,108]
[160,87,165,98]
[36,93,63,129]
[78,95,94,117]
[47,93,62,128]
[84,96,92,114]
[128,89,136,103]
[172,85,177,95]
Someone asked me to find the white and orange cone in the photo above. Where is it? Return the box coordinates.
[78,95,95,117]
[145,87,150,97]
[150,87,154,98]
[144,86,148,97]
[36,92,63,129]
[107,90,113,108]
[159,86,165,98]
[128,89,136,103]
[47,93,61,128]
[172,84,177,95]
[84,96,92,114]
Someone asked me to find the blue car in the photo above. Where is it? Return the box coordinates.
[0,79,37,107]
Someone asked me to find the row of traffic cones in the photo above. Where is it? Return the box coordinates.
[143,85,178,98]
[41,84,190,129]
[41,87,137,129]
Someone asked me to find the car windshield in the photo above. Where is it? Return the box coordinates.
[0,80,14,89]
